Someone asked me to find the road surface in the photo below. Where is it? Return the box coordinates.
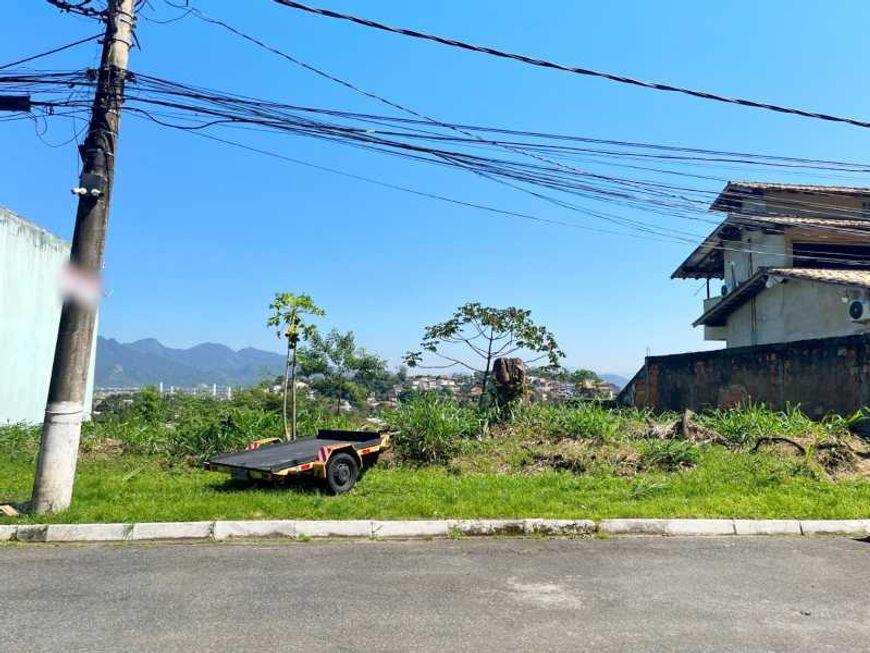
[2,537,868,652]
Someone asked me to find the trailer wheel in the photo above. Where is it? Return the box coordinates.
[325,452,359,495]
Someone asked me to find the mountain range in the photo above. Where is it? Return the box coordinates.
[95,337,285,388]
[96,336,631,390]
[599,373,629,390]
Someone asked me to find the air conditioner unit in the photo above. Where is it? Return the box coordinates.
[848,299,870,323]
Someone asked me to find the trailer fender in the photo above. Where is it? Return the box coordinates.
[313,444,362,479]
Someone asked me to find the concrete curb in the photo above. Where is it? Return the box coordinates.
[2,519,868,543]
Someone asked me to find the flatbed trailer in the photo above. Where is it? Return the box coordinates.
[205,430,389,494]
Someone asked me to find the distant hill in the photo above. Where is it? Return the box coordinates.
[599,373,629,390]
[95,337,284,388]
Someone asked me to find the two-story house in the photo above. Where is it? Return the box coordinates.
[618,181,870,415]
[672,181,870,347]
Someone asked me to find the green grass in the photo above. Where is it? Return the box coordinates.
[3,394,868,523]
[3,447,869,524]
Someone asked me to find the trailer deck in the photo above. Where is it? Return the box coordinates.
[206,429,388,494]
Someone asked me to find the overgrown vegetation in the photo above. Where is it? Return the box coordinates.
[385,393,490,464]
[1,388,359,467]
[2,390,868,522]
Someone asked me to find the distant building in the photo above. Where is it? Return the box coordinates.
[0,206,96,423]
[673,182,870,347]
[408,375,460,393]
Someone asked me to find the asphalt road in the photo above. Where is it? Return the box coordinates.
[2,537,868,652]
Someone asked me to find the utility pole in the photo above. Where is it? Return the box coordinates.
[31,0,136,514]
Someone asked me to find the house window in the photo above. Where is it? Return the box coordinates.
[792,242,870,270]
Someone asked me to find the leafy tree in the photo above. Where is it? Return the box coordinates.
[529,366,600,385]
[267,292,325,440]
[404,302,564,405]
[303,329,390,414]
[133,386,163,424]
[570,369,601,386]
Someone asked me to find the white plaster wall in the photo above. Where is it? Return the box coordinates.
[0,207,96,423]
[722,229,788,289]
[725,279,870,347]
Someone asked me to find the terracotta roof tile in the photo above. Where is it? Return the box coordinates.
[750,216,870,229]
[768,267,870,288]
[725,181,870,195]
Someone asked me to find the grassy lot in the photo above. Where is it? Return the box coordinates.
[2,392,869,523]
[2,449,870,523]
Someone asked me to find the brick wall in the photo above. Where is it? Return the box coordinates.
[617,334,870,417]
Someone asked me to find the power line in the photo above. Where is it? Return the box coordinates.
[164,9,870,241]
[22,67,870,230]
[11,68,870,260]
[137,118,693,245]
[0,33,102,71]
[272,0,870,130]
[125,108,870,270]
[45,0,107,18]
[138,114,870,270]
[168,6,870,231]
[178,1,629,200]
[74,71,870,234]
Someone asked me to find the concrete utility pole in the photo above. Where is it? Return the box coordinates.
[31,0,136,514]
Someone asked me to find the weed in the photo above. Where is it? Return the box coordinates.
[639,440,701,472]
[0,423,40,462]
[384,394,484,464]
[629,479,668,500]
[515,403,622,443]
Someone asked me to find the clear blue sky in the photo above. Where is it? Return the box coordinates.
[4,1,870,376]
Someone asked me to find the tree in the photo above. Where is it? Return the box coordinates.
[403,303,564,405]
[303,329,390,414]
[529,366,600,385]
[267,292,325,441]
[570,369,600,386]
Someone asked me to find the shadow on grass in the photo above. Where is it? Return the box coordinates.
[209,476,325,496]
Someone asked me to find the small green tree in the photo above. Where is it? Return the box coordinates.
[529,366,600,385]
[134,386,163,425]
[267,292,325,440]
[404,302,564,406]
[302,329,389,415]
[570,369,600,386]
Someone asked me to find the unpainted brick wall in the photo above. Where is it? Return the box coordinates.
[617,334,870,417]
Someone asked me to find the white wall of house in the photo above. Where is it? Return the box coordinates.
[706,217,870,347]
[724,279,870,347]
[0,207,96,423]
[721,229,788,290]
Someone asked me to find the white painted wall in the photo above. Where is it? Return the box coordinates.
[721,230,788,291]
[0,207,96,423]
[725,279,870,347]
[706,220,870,347]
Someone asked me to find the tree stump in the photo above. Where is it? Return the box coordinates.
[493,357,527,407]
